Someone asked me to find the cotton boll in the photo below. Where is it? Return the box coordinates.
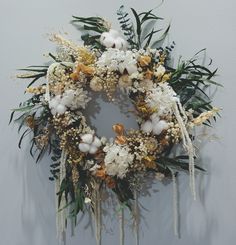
[141,120,153,133]
[61,95,72,106]
[81,134,93,144]
[102,36,115,48]
[55,104,66,114]
[150,113,160,124]
[126,64,138,75]
[114,37,127,50]
[100,32,110,41]
[89,145,98,154]
[114,38,122,50]
[49,98,59,109]
[51,108,57,116]
[153,120,168,135]
[79,143,90,153]
[92,136,102,148]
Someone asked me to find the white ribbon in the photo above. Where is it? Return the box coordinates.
[56,149,67,244]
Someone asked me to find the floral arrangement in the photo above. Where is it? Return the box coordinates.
[10,5,220,245]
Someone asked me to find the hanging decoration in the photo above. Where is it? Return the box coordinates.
[10,5,220,244]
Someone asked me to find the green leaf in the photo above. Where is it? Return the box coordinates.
[151,24,170,48]
[18,129,30,149]
[131,8,141,46]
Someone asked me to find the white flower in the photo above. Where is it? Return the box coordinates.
[100,29,128,50]
[145,83,178,116]
[141,113,169,135]
[84,197,91,204]
[118,74,132,88]
[90,77,103,91]
[79,133,102,154]
[96,49,138,75]
[154,65,166,78]
[139,79,154,91]
[49,88,90,115]
[47,62,74,82]
[103,144,134,178]
[69,88,91,110]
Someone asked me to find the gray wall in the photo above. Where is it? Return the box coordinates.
[0,0,235,244]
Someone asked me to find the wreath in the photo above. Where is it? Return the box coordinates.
[10,5,221,245]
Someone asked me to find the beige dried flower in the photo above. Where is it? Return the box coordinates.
[118,74,132,88]
[90,77,103,91]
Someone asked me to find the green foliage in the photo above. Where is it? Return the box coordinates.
[117,5,137,49]
[168,50,221,118]
[72,16,109,49]
[158,155,206,173]
[117,6,170,49]
[18,66,48,88]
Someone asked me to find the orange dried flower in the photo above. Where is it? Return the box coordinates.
[112,123,125,135]
[105,176,116,189]
[145,69,153,80]
[70,72,79,81]
[115,135,127,145]
[95,167,106,180]
[76,63,95,75]
[139,55,152,67]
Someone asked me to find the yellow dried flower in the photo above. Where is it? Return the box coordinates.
[76,63,95,75]
[161,73,171,82]
[139,55,152,67]
[143,156,156,169]
[190,108,220,127]
[78,47,96,65]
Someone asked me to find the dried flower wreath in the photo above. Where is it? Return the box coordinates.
[10,5,220,245]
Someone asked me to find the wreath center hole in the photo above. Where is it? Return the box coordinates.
[84,92,139,139]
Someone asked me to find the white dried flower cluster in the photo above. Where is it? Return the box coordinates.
[47,62,74,83]
[96,48,138,75]
[145,83,179,116]
[103,143,134,178]
[49,88,90,115]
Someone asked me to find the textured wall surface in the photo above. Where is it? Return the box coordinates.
[0,0,235,244]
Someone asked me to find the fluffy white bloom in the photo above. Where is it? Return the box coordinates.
[139,79,154,91]
[69,88,90,110]
[103,144,134,178]
[47,62,74,82]
[96,48,138,75]
[141,113,169,135]
[100,29,128,50]
[79,133,102,154]
[145,83,178,116]
[84,197,91,204]
[154,65,166,78]
[49,88,90,115]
